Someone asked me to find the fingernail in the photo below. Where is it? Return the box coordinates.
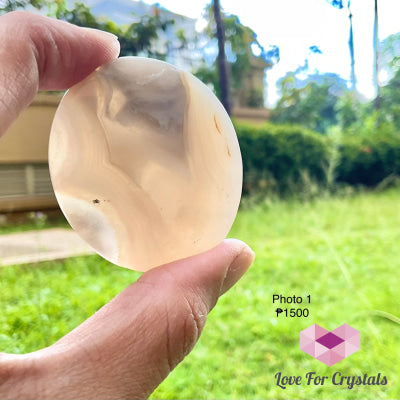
[220,245,255,295]
[82,27,119,42]
[81,27,120,56]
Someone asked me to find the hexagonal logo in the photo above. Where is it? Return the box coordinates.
[300,324,360,366]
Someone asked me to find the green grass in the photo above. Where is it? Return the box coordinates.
[0,188,399,399]
[0,212,68,234]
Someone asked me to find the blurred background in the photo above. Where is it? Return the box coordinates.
[0,1,399,399]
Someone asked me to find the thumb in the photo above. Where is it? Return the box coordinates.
[0,11,120,136]
[8,240,254,399]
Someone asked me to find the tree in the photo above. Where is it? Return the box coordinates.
[271,70,348,133]
[326,0,356,91]
[368,32,399,129]
[372,0,379,109]
[332,32,399,136]
[0,0,180,59]
[334,32,399,134]
[378,32,400,82]
[212,0,231,115]
[0,0,48,11]
[56,1,177,59]
[379,68,400,130]
[195,4,278,108]
[369,31,400,131]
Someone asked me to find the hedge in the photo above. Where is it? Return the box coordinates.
[336,130,400,186]
[234,121,399,195]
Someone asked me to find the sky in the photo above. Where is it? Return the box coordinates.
[139,0,400,106]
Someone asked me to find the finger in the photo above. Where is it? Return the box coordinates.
[0,11,120,136]
[20,240,255,399]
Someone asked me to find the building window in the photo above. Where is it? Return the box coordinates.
[0,163,53,198]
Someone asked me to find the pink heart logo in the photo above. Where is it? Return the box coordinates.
[300,324,360,366]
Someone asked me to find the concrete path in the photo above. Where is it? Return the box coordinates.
[0,228,95,267]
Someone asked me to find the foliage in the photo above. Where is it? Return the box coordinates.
[271,71,348,133]
[353,33,400,130]
[0,0,181,59]
[378,67,400,130]
[235,120,399,196]
[378,32,400,80]
[56,1,178,59]
[336,121,400,186]
[270,29,399,135]
[1,189,399,399]
[0,0,48,11]
[334,90,365,129]
[336,46,400,132]
[235,122,329,195]
[0,212,67,234]
[194,4,278,106]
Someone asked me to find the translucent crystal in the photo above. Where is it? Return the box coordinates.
[49,57,242,271]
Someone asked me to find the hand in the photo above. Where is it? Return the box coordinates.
[0,11,255,399]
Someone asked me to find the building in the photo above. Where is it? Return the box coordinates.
[0,94,59,212]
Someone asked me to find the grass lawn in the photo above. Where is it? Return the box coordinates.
[0,188,399,399]
[0,211,68,234]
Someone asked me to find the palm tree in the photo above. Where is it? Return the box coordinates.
[348,1,356,91]
[326,0,356,91]
[373,0,380,110]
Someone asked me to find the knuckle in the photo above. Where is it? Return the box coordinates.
[166,289,209,362]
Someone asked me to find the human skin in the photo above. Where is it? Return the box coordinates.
[0,11,255,399]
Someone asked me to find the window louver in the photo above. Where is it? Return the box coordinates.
[0,164,54,198]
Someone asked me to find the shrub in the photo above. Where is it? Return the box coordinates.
[335,124,400,186]
[234,120,399,196]
[234,122,329,195]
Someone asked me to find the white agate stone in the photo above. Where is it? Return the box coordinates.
[49,57,242,271]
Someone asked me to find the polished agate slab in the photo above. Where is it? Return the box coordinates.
[49,57,242,271]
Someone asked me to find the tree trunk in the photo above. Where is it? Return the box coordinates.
[373,0,380,111]
[348,1,356,91]
[213,0,231,115]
